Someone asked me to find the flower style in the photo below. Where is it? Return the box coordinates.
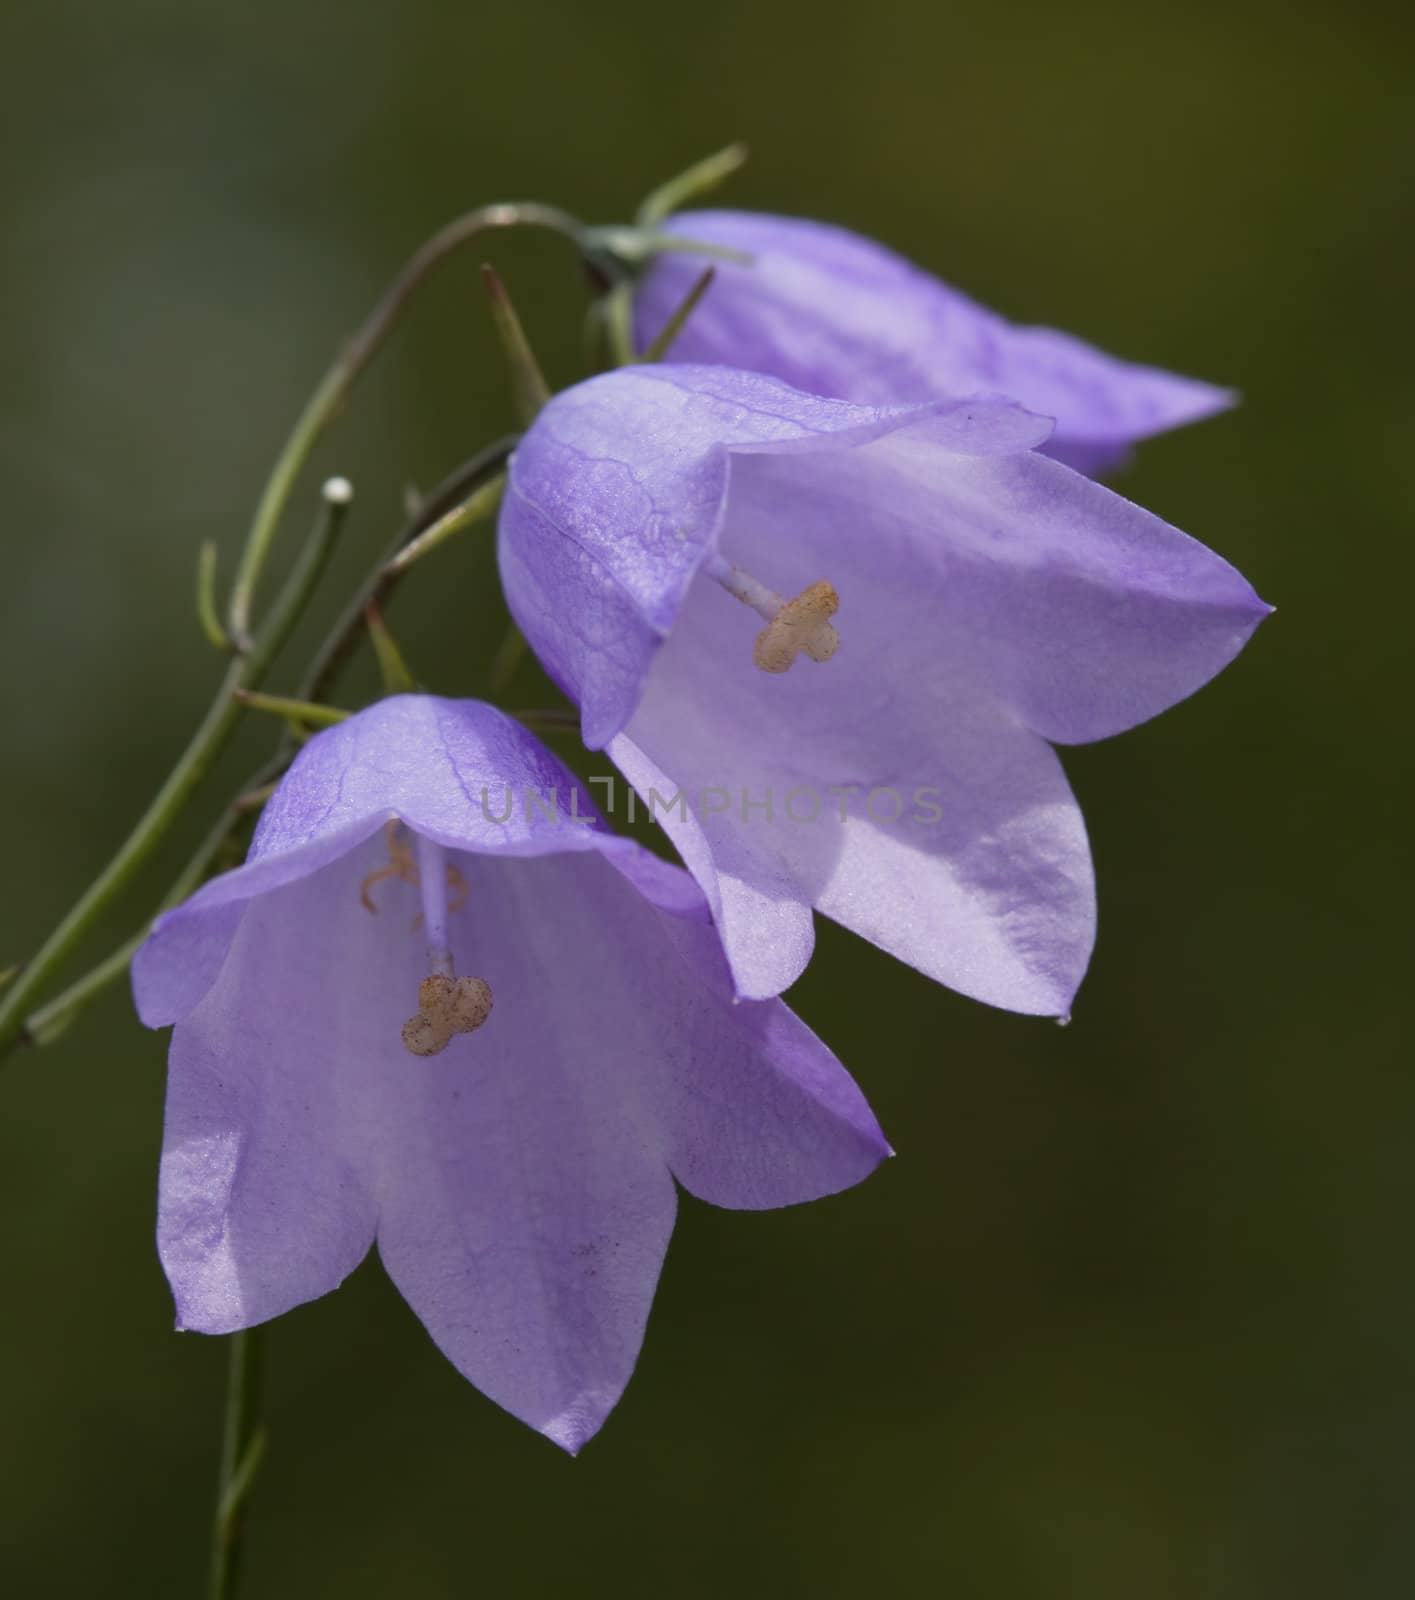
[635,210,1233,475]
[498,364,1269,1013]
[132,695,888,1452]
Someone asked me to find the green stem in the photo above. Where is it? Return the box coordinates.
[224,202,583,646]
[603,280,639,366]
[13,441,517,1049]
[25,940,136,1048]
[641,266,717,362]
[299,438,518,707]
[22,752,287,1046]
[382,475,505,578]
[363,602,417,695]
[635,142,749,227]
[233,690,352,728]
[196,542,233,653]
[207,1326,267,1600]
[481,265,551,426]
[0,486,350,1061]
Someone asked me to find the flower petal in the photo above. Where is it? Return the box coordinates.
[729,428,1270,744]
[376,848,886,1450]
[606,731,818,1001]
[641,904,892,1207]
[158,851,391,1332]
[499,366,1050,748]
[145,699,889,1450]
[134,697,625,1027]
[634,210,1235,470]
[616,613,1093,1014]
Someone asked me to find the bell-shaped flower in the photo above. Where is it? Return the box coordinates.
[132,696,888,1453]
[635,210,1233,474]
[498,365,1269,1013]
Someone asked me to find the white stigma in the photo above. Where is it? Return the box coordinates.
[705,553,839,674]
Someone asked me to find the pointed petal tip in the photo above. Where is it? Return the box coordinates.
[1185,382,1240,420]
[1228,583,1274,634]
[540,1407,603,1457]
[1139,376,1239,433]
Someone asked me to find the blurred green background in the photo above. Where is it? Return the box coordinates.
[2,0,1410,1594]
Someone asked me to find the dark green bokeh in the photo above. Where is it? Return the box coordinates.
[2,1,1409,1593]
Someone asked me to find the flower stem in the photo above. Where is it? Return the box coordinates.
[8,441,517,1050]
[0,485,350,1062]
[207,1326,267,1600]
[232,690,353,729]
[635,142,749,227]
[196,542,234,653]
[481,264,551,426]
[363,602,417,695]
[381,473,505,578]
[641,265,717,362]
[223,201,584,647]
[299,437,517,706]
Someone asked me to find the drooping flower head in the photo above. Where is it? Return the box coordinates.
[635,211,1234,474]
[133,696,888,1452]
[498,365,1269,1013]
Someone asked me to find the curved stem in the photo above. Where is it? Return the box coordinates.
[224,203,582,646]
[299,436,517,706]
[382,474,504,578]
[12,441,517,1050]
[635,142,749,228]
[207,1327,267,1600]
[0,487,350,1061]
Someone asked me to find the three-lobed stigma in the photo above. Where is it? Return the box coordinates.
[752,579,839,674]
[706,555,840,675]
[359,822,493,1057]
[401,973,494,1057]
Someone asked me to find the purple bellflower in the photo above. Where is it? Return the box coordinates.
[132,695,888,1453]
[634,210,1234,475]
[498,365,1269,1014]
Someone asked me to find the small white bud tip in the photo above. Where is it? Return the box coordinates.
[322,476,354,505]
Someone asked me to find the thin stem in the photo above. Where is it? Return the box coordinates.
[196,542,233,653]
[224,202,583,646]
[481,264,551,425]
[635,142,749,227]
[603,281,638,365]
[300,437,517,707]
[382,475,505,578]
[0,486,351,1062]
[232,690,352,728]
[584,228,751,267]
[13,443,517,1047]
[488,620,529,694]
[363,602,416,695]
[507,707,579,732]
[208,1326,267,1600]
[25,941,135,1047]
[22,750,288,1046]
[641,266,716,362]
